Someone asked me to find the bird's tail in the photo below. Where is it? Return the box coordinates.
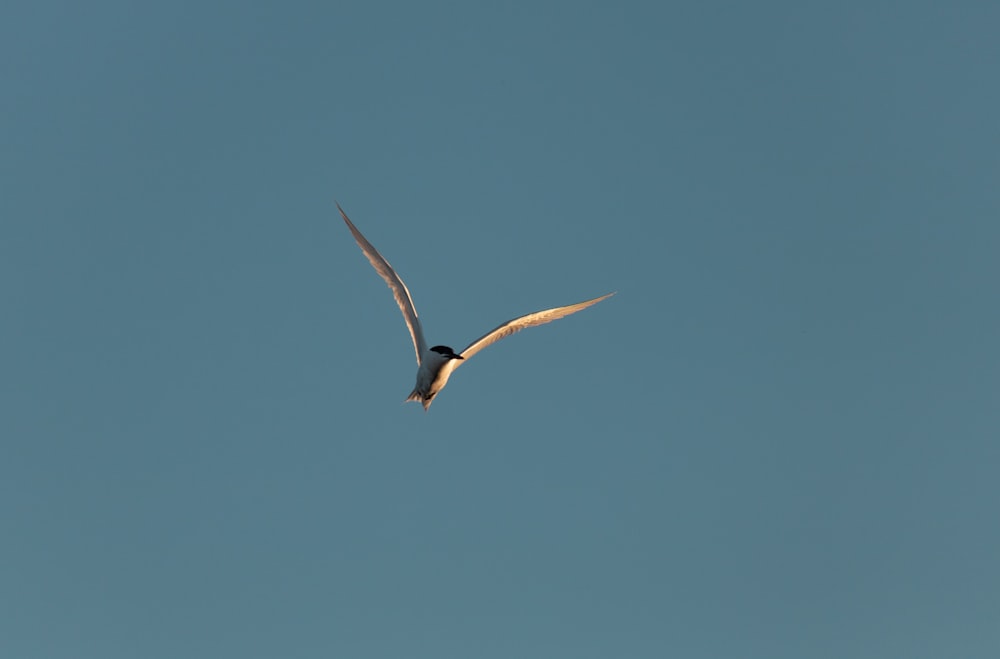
[405,388,433,412]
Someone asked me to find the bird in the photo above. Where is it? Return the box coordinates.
[337,203,614,411]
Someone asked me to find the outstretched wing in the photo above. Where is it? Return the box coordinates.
[337,203,427,365]
[457,293,614,365]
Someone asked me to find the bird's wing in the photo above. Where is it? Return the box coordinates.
[337,203,427,365]
[457,293,614,365]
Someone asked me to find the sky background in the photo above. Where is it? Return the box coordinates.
[3,1,999,657]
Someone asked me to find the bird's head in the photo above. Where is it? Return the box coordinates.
[430,345,464,361]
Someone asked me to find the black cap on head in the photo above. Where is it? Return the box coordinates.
[430,345,463,359]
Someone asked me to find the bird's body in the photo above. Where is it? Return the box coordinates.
[337,203,613,411]
[406,346,464,411]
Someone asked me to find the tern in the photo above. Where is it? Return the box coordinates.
[337,203,614,411]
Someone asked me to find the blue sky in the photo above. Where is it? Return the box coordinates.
[3,2,999,657]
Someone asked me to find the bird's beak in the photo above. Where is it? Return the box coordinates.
[453,354,464,360]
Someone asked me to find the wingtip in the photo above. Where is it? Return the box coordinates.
[335,201,353,226]
[591,291,616,304]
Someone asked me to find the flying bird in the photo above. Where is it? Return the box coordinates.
[337,203,613,410]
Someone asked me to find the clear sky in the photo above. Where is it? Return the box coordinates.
[3,2,998,657]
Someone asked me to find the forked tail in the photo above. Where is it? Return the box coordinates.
[405,388,433,412]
